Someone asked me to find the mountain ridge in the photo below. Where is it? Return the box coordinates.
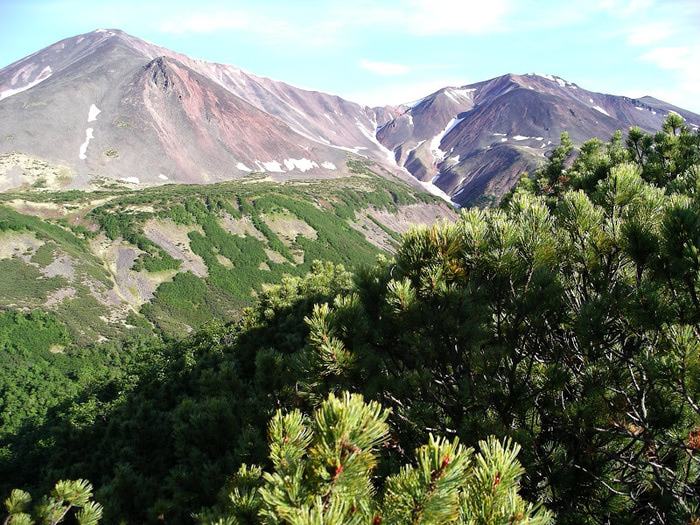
[378,71,700,205]
[0,29,406,191]
[2,29,699,205]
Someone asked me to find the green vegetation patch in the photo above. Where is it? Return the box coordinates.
[0,258,68,305]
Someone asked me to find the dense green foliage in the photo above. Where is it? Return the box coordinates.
[1,163,435,339]
[3,117,700,524]
[86,171,424,335]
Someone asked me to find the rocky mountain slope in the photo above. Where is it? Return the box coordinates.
[2,29,699,206]
[377,73,700,206]
[0,29,402,189]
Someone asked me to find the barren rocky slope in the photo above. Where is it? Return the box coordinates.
[3,30,700,206]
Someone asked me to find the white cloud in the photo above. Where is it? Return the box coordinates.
[597,0,653,17]
[625,21,674,46]
[158,6,343,49]
[359,59,410,76]
[634,44,700,112]
[639,46,691,70]
[339,0,509,36]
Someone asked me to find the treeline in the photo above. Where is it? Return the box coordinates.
[2,116,700,524]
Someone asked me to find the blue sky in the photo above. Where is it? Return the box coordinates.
[2,0,699,113]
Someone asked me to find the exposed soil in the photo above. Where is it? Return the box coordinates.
[218,213,265,240]
[143,218,207,277]
[0,232,44,260]
[0,152,74,192]
[42,253,76,279]
[90,233,161,308]
[353,203,457,251]
[44,287,77,307]
[264,212,317,247]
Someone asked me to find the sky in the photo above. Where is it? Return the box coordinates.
[1,0,699,113]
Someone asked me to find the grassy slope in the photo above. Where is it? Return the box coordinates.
[0,160,449,342]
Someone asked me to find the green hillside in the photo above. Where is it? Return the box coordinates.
[0,158,447,342]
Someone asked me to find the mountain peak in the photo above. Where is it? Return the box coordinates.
[0,29,407,191]
[1,30,699,205]
[377,71,700,206]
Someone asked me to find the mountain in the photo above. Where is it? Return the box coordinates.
[1,29,699,206]
[377,73,700,206]
[0,29,458,342]
[0,29,403,190]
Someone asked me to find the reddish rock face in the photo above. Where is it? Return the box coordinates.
[0,29,398,189]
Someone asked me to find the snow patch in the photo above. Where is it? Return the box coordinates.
[0,66,52,101]
[222,68,247,90]
[158,174,169,180]
[284,158,318,172]
[592,105,610,116]
[321,161,337,170]
[409,97,426,109]
[87,104,101,122]
[418,179,454,205]
[78,128,94,160]
[635,106,644,111]
[236,162,252,172]
[403,140,426,161]
[453,88,476,97]
[501,137,508,142]
[445,88,475,104]
[512,135,546,142]
[430,116,465,161]
[257,160,284,173]
[533,73,566,87]
[353,118,397,166]
[120,177,140,184]
[535,73,556,82]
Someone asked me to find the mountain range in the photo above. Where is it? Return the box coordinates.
[1,29,699,206]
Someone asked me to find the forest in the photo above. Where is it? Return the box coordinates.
[2,114,700,524]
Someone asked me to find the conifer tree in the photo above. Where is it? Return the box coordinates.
[199,392,551,525]
[2,480,102,525]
